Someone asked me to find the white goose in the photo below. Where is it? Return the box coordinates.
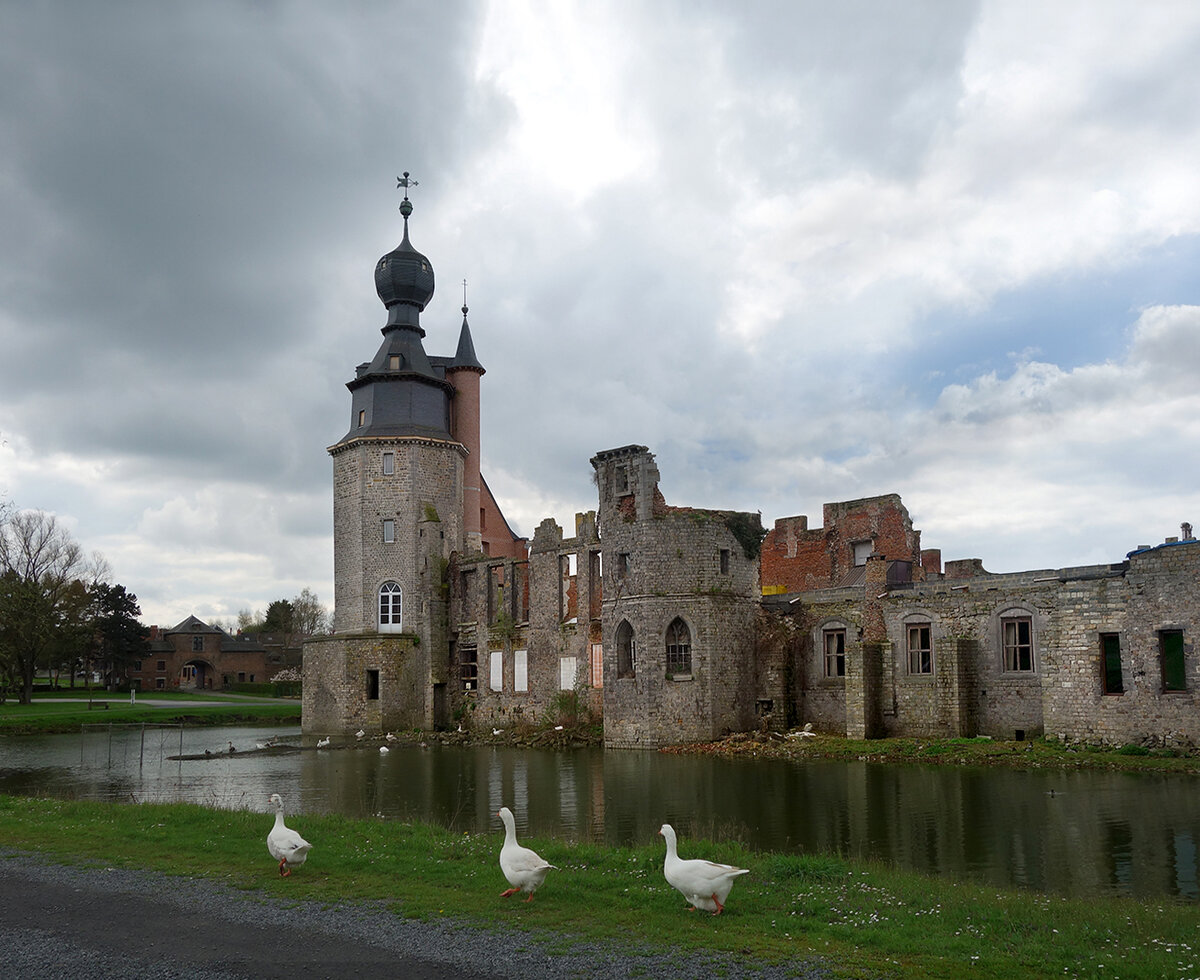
[316,736,331,749]
[497,806,556,902]
[267,793,312,877]
[659,823,749,915]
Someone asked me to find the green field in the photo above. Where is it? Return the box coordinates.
[0,794,1195,980]
[0,691,300,734]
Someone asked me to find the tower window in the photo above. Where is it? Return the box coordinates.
[389,355,400,370]
[358,409,366,427]
[383,519,395,543]
[378,582,402,633]
[666,618,691,677]
[720,549,730,574]
[366,669,380,700]
[382,452,394,475]
[616,620,636,679]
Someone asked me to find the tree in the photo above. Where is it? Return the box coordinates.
[90,583,149,689]
[262,599,295,634]
[0,510,90,703]
[290,587,328,637]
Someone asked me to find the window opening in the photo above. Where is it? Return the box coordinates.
[1101,633,1124,694]
[514,649,528,692]
[366,669,380,700]
[382,452,394,475]
[1002,616,1034,672]
[489,650,503,692]
[590,642,603,688]
[665,618,691,676]
[192,635,203,652]
[383,519,395,543]
[378,582,402,632]
[853,540,873,566]
[617,553,630,579]
[823,629,846,677]
[358,409,365,427]
[616,620,636,679]
[720,549,730,574]
[460,647,477,691]
[907,623,932,674]
[1162,630,1186,691]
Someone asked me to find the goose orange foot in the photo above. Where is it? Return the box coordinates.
[500,887,520,898]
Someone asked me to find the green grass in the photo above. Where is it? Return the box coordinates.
[1,794,1197,980]
[0,692,300,734]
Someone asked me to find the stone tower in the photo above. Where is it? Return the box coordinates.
[304,180,474,733]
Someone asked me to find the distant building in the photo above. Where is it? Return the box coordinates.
[130,616,299,691]
[303,193,1200,752]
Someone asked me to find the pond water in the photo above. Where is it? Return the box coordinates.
[2,723,1198,902]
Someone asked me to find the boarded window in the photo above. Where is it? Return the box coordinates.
[1002,617,1034,672]
[559,656,577,690]
[1162,630,1186,691]
[853,540,873,566]
[823,629,846,678]
[1101,633,1124,694]
[489,650,503,692]
[616,621,636,679]
[514,649,528,692]
[590,642,603,688]
[665,618,691,677]
[907,624,932,674]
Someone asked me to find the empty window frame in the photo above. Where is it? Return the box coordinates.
[720,549,730,574]
[514,649,528,693]
[383,519,395,543]
[382,451,395,475]
[1161,629,1186,692]
[378,582,402,632]
[366,668,380,700]
[489,650,503,692]
[616,620,636,679]
[590,642,603,688]
[665,617,692,677]
[559,656,577,690]
[907,623,932,675]
[823,628,846,678]
[1101,633,1124,694]
[617,552,630,579]
[1001,616,1034,672]
[460,647,478,691]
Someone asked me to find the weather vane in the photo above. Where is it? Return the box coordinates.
[462,278,468,312]
[397,172,418,203]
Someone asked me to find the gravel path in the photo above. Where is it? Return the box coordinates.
[0,849,838,979]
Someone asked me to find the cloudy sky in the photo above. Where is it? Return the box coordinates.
[3,1,1200,630]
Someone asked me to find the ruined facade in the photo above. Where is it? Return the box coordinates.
[304,199,1200,751]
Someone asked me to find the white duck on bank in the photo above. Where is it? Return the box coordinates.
[497,806,556,902]
[659,823,749,915]
[267,793,313,877]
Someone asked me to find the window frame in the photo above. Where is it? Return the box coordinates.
[823,628,846,678]
[513,649,528,693]
[665,617,692,678]
[378,581,403,633]
[906,622,933,675]
[382,518,395,543]
[1001,615,1035,672]
[489,650,503,692]
[382,451,394,476]
[616,620,636,679]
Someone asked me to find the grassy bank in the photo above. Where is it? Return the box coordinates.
[0,795,1196,980]
[0,692,300,734]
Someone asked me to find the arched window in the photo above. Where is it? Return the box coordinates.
[666,617,691,677]
[616,620,636,679]
[378,582,402,633]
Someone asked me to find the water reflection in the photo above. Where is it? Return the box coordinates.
[2,724,1200,901]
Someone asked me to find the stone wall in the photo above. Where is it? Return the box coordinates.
[302,632,427,734]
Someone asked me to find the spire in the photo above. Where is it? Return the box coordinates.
[450,280,485,373]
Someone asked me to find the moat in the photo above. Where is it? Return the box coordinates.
[2,723,1198,901]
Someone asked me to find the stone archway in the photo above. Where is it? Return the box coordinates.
[181,659,216,690]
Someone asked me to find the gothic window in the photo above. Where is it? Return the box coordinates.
[378,582,402,633]
[616,620,636,679]
[665,618,691,677]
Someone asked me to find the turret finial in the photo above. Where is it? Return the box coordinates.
[462,278,468,317]
[396,172,418,222]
